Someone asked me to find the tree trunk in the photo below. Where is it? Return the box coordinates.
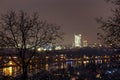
[21,63,28,80]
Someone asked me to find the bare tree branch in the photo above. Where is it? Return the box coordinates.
[0,10,63,80]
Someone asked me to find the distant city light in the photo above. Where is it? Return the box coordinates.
[9,61,13,65]
[96,74,101,78]
[55,46,62,50]
[99,44,102,47]
[48,48,52,51]
[43,48,47,51]
[37,48,43,51]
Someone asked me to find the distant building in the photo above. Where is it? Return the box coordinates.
[83,40,88,47]
[74,34,82,47]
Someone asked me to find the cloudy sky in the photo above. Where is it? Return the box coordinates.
[0,0,113,45]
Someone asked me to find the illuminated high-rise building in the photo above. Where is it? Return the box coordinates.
[83,40,88,47]
[74,34,82,47]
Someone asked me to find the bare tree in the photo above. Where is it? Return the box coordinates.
[105,0,120,5]
[96,0,120,48]
[0,10,63,80]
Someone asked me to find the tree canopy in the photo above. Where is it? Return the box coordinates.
[0,10,63,80]
[97,0,120,48]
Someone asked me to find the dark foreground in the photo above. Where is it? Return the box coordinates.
[0,62,120,80]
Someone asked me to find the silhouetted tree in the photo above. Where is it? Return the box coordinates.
[0,10,63,80]
[105,0,120,5]
[97,1,120,79]
[97,0,120,48]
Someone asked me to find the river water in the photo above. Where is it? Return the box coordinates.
[0,58,109,77]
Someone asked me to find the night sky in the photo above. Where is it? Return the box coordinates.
[0,0,113,45]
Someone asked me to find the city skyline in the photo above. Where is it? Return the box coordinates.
[0,0,113,45]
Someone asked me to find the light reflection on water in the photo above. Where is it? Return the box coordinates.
[0,60,19,76]
[3,67,12,76]
[45,64,49,71]
[0,59,109,77]
[1,66,18,77]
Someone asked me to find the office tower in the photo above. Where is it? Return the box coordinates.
[83,40,88,47]
[74,34,82,47]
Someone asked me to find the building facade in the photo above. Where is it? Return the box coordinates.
[74,34,82,47]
